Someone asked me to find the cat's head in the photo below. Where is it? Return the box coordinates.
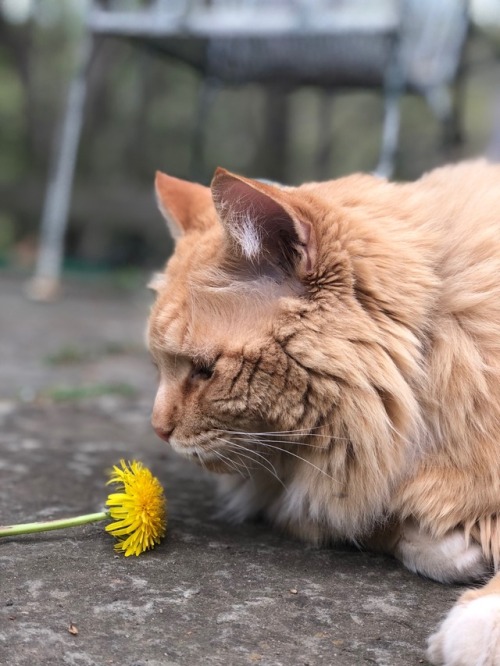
[147,168,427,475]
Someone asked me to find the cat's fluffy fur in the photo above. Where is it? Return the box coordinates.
[148,161,500,665]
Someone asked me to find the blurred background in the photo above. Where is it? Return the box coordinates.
[0,0,499,287]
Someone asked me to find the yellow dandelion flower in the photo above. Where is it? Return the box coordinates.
[105,459,167,557]
[0,459,167,558]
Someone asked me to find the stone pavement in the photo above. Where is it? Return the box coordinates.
[0,273,460,666]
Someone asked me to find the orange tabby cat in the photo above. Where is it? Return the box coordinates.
[148,161,500,665]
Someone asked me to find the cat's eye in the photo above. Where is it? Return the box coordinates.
[190,362,215,382]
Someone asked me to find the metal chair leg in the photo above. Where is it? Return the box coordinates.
[189,77,220,183]
[315,90,335,180]
[27,34,94,300]
[374,88,401,179]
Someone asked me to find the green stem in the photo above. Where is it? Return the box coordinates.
[0,511,109,537]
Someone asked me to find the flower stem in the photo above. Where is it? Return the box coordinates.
[0,511,109,537]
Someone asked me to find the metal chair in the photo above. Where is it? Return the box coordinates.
[29,0,468,299]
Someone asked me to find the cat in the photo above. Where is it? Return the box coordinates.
[148,160,500,666]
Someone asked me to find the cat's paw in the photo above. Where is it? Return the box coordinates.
[427,593,500,666]
[395,522,489,583]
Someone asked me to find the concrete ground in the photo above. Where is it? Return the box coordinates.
[0,273,461,666]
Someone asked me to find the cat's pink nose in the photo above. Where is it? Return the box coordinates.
[153,426,174,443]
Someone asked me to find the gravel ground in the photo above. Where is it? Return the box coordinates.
[0,273,461,666]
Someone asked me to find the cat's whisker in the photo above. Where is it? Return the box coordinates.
[194,446,210,473]
[233,435,341,485]
[217,425,324,435]
[211,447,247,478]
[231,431,333,451]
[215,438,253,478]
[384,417,418,450]
[217,429,335,451]
[227,441,285,487]
[256,430,345,439]
[225,439,284,485]
[242,436,329,449]
[219,438,287,489]
[216,426,349,442]
[225,446,283,486]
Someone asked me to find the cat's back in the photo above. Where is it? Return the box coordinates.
[408,160,500,251]
[410,161,500,372]
[391,161,500,312]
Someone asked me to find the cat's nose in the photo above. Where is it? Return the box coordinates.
[153,426,174,443]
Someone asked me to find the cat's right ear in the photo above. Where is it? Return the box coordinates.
[155,171,213,240]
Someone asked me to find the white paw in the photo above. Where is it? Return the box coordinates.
[396,523,489,583]
[427,594,500,666]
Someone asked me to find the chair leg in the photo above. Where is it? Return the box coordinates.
[315,90,335,180]
[426,83,464,148]
[189,77,219,183]
[263,87,290,183]
[487,88,500,161]
[27,34,94,300]
[374,88,401,179]
[447,77,465,146]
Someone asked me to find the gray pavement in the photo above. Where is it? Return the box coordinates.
[0,273,459,665]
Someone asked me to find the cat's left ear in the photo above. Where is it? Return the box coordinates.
[211,168,316,277]
[155,171,213,240]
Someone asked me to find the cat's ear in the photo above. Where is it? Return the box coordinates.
[155,171,213,239]
[211,168,316,277]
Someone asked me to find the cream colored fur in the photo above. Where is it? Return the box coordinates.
[149,162,500,665]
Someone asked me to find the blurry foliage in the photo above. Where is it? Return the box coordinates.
[41,381,138,402]
[0,212,15,258]
[44,340,141,366]
[0,1,499,270]
[0,62,25,181]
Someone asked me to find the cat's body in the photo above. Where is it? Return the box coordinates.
[149,161,500,665]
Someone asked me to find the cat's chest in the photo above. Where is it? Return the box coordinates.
[224,461,391,542]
